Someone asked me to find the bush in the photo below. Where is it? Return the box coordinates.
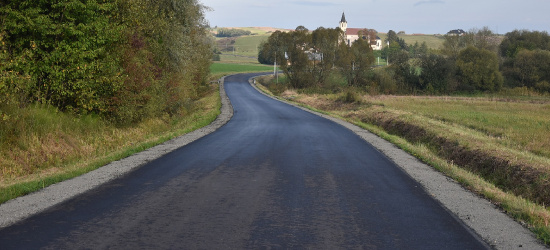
[338,90,363,104]
[216,28,252,38]
[456,46,503,92]
[373,69,398,94]
[1,0,213,123]
[535,81,550,93]
[1,0,123,113]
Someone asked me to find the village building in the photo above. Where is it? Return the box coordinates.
[339,12,382,50]
[447,29,466,36]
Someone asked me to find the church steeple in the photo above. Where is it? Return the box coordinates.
[339,12,348,33]
[341,12,347,23]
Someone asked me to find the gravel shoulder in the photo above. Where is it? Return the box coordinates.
[0,73,546,249]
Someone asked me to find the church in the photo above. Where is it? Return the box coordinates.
[339,12,382,50]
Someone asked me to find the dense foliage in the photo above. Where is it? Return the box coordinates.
[258,26,375,89]
[259,25,550,95]
[215,28,251,38]
[0,0,213,124]
[500,30,550,91]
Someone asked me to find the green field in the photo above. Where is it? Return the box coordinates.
[215,34,270,64]
[210,62,273,74]
[377,33,445,50]
[367,96,550,158]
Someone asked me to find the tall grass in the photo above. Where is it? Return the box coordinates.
[0,85,221,203]
[367,96,550,158]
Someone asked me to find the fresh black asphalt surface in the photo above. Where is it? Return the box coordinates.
[0,73,489,249]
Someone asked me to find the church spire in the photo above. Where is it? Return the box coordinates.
[339,12,348,33]
[341,12,347,23]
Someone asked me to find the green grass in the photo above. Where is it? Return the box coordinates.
[369,96,550,158]
[0,86,222,204]
[210,62,274,75]
[233,35,269,57]
[377,33,445,50]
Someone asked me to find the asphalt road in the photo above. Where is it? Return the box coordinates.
[0,73,489,249]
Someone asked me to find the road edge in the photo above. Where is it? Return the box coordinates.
[0,76,234,229]
[247,77,546,250]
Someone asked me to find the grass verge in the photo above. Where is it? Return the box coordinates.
[0,85,221,204]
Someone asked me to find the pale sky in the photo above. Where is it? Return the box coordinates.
[201,0,550,34]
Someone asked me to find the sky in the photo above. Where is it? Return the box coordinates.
[201,0,550,34]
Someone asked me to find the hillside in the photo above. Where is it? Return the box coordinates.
[213,27,445,64]
[377,33,445,50]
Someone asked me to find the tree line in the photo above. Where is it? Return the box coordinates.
[258,26,374,89]
[258,26,550,95]
[0,0,213,124]
[215,28,252,38]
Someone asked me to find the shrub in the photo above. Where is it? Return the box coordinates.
[338,90,363,104]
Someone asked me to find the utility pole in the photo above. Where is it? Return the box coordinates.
[386,41,390,66]
[274,52,278,84]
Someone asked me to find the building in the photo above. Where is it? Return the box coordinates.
[447,29,466,36]
[339,12,382,50]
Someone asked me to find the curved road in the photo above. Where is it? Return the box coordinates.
[0,73,489,249]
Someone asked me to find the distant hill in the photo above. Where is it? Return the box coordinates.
[212,27,293,36]
[377,33,445,50]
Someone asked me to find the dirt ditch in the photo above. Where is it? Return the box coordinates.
[360,112,550,207]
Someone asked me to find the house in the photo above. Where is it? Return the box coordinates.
[339,12,382,50]
[447,29,466,36]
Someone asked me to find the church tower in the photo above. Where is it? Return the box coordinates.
[339,12,348,33]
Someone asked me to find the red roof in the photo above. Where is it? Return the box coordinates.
[345,28,363,36]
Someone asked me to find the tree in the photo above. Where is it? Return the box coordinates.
[358,29,377,45]
[1,0,123,113]
[500,30,550,58]
[1,0,213,122]
[506,49,550,90]
[419,54,455,93]
[281,26,312,89]
[382,41,402,63]
[385,30,407,50]
[216,28,251,37]
[338,37,375,86]
[310,27,341,85]
[468,26,500,53]
[456,46,503,91]
[409,41,428,58]
[500,30,550,91]
[442,27,499,59]
[390,50,417,91]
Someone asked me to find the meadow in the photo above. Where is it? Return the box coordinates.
[368,96,550,158]
[377,33,445,49]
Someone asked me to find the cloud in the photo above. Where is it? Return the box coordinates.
[291,1,341,7]
[414,0,445,7]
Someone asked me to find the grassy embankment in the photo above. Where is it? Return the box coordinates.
[0,87,221,204]
[256,75,550,244]
[0,60,273,204]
